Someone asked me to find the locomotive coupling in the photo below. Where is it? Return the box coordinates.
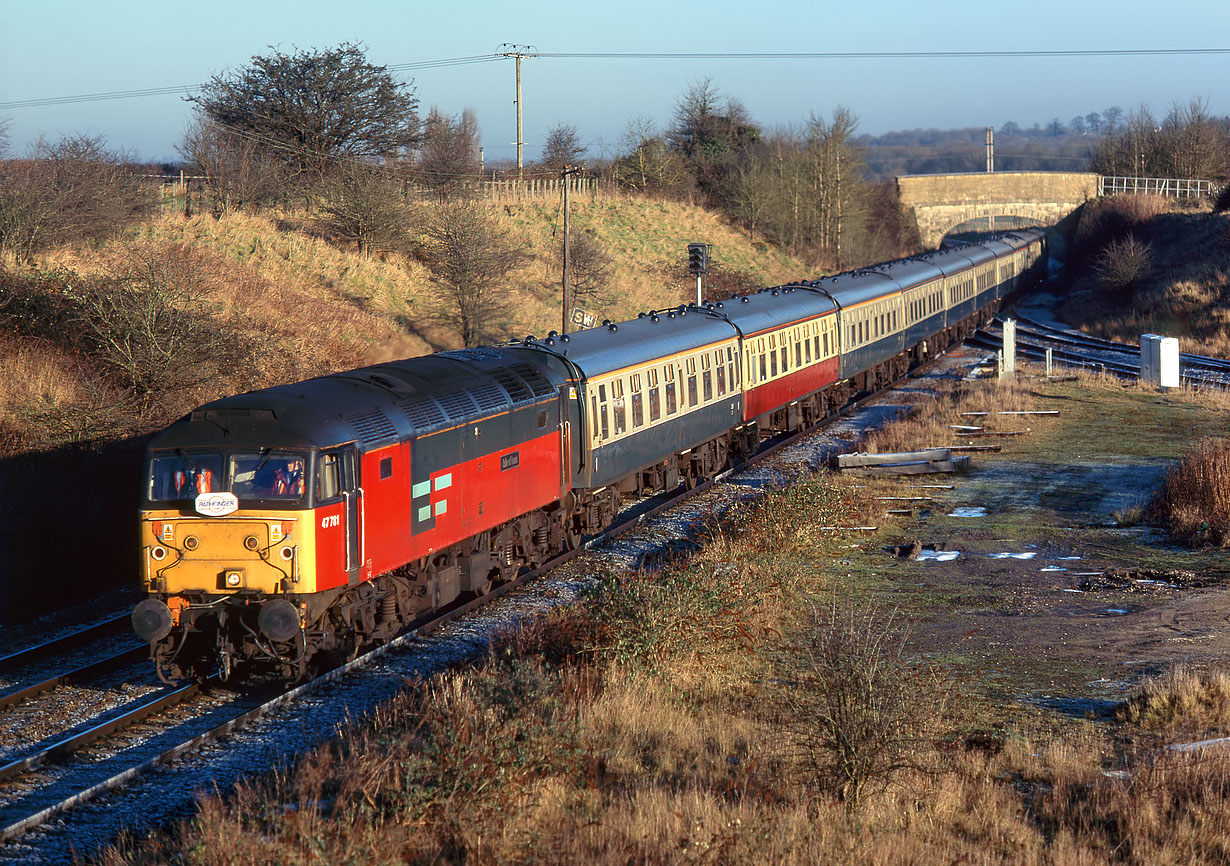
[132,598,174,642]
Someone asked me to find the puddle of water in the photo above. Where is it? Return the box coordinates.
[949,507,987,517]
[1061,588,1084,593]
[1041,566,1067,572]
[917,550,960,562]
[1104,608,1131,616]
[989,552,1037,560]
[1057,556,1082,561]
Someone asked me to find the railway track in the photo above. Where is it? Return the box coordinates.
[0,614,130,676]
[0,347,958,853]
[969,312,1230,388]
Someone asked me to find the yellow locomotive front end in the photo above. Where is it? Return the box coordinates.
[133,449,319,682]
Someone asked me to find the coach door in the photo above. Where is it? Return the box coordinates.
[340,446,363,586]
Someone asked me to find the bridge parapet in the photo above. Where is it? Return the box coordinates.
[898,171,1101,248]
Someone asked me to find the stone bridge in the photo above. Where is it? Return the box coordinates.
[897,171,1100,248]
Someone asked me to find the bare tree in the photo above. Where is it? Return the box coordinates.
[420,199,527,347]
[611,115,689,195]
[540,122,585,170]
[565,230,613,305]
[317,162,414,256]
[179,116,286,214]
[190,43,420,185]
[415,107,481,192]
[0,116,11,157]
[0,135,154,265]
[67,243,255,405]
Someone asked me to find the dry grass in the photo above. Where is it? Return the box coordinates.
[1118,666,1230,735]
[1062,198,1230,359]
[862,374,1055,455]
[1149,437,1230,546]
[95,375,1230,866]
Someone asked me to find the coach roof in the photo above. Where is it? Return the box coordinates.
[517,309,738,380]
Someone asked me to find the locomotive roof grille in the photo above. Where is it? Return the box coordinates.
[436,390,478,421]
[509,362,556,398]
[344,407,398,443]
[490,367,534,403]
[400,397,446,431]
[471,380,508,411]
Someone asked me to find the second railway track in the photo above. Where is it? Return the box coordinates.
[970,310,1230,389]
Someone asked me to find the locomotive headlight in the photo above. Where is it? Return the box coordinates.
[183,536,199,551]
[243,535,259,551]
[225,571,243,587]
[150,545,168,561]
[279,546,294,561]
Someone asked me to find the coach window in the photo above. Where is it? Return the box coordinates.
[631,390,643,428]
[612,379,626,435]
[648,367,661,422]
[665,365,678,415]
[597,383,610,441]
[780,343,788,372]
[716,361,726,396]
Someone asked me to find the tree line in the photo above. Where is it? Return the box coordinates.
[4,43,1230,348]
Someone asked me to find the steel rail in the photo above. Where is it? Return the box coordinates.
[0,615,130,675]
[1000,312,1230,373]
[0,647,147,712]
[0,678,209,786]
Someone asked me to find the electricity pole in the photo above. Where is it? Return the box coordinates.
[498,44,537,180]
[561,165,582,333]
[986,126,994,173]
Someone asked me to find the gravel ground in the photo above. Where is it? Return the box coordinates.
[0,354,979,865]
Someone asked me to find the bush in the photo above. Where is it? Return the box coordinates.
[0,135,155,264]
[1094,233,1154,300]
[1214,184,1230,215]
[1150,437,1230,545]
[1118,665,1230,735]
[775,601,951,807]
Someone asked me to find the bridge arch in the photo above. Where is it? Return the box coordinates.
[897,171,1099,249]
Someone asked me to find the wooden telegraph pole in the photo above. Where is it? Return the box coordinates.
[561,166,582,333]
[498,44,537,181]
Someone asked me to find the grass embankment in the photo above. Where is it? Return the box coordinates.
[1060,194,1230,358]
[101,370,1230,865]
[0,193,815,621]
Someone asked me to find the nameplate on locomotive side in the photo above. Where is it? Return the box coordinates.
[196,492,239,517]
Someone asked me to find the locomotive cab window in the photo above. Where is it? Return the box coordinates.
[148,452,224,502]
[231,452,306,503]
[318,452,341,502]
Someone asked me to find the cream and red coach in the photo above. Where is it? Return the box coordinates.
[133,349,571,682]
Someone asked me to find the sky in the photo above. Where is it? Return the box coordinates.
[2,0,1228,166]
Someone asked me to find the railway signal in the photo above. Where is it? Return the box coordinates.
[687,243,709,304]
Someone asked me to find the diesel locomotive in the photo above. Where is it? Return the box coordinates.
[131,229,1046,682]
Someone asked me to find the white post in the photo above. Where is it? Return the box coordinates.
[1140,334,1160,386]
[1002,318,1016,376]
[1045,347,1053,378]
[1159,337,1180,389]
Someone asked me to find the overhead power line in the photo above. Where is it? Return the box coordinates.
[540,48,1230,59]
[3,47,1226,111]
[0,54,502,110]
